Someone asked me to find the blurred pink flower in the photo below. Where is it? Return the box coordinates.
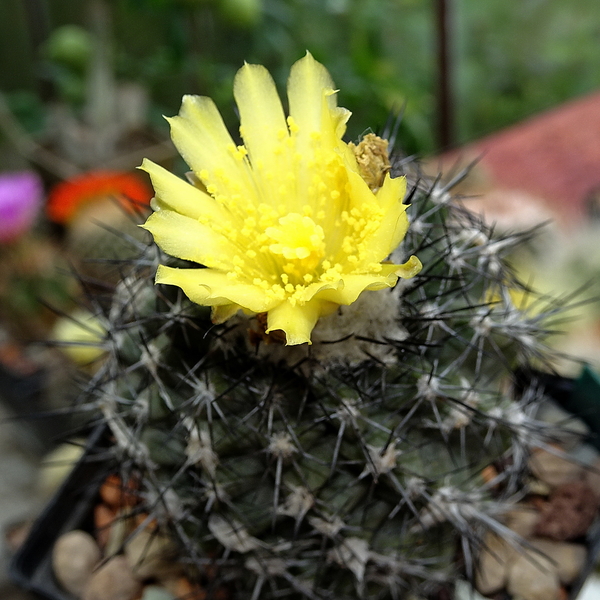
[0,171,44,243]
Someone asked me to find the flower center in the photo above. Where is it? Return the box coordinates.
[266,213,325,275]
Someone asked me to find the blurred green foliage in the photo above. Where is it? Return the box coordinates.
[1,0,600,155]
[455,0,600,142]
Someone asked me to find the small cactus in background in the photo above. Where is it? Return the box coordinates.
[79,54,573,599]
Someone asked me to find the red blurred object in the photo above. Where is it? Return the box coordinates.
[47,171,152,224]
[439,90,600,227]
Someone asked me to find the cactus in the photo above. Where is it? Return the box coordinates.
[81,54,571,600]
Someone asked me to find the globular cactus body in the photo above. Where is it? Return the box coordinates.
[83,55,569,600]
[88,185,565,600]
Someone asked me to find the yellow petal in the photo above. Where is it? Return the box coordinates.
[365,174,411,256]
[288,53,335,132]
[211,303,242,323]
[345,166,380,210]
[293,279,342,303]
[142,210,238,271]
[156,265,279,313]
[317,259,420,306]
[318,273,398,306]
[361,207,410,266]
[266,299,323,345]
[288,53,350,145]
[376,173,407,213]
[234,63,288,170]
[376,175,410,252]
[139,159,226,221]
[393,255,422,279]
[168,95,254,195]
[343,171,410,266]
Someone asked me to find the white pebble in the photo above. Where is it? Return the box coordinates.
[528,447,584,488]
[475,533,517,596]
[529,538,587,584]
[82,555,142,600]
[505,504,540,538]
[507,549,560,600]
[124,527,179,580]
[52,530,101,598]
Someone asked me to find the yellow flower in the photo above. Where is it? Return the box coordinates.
[141,53,421,345]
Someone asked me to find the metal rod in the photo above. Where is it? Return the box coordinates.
[435,0,454,150]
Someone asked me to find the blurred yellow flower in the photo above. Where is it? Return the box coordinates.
[141,53,421,345]
[52,309,106,365]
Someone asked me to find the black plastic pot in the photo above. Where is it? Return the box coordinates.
[515,365,600,452]
[9,425,113,600]
[0,360,72,451]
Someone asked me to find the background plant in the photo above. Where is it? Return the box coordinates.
[2,0,600,159]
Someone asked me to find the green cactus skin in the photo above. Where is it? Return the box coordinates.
[83,158,570,600]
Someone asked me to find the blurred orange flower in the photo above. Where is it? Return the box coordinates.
[47,170,152,224]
